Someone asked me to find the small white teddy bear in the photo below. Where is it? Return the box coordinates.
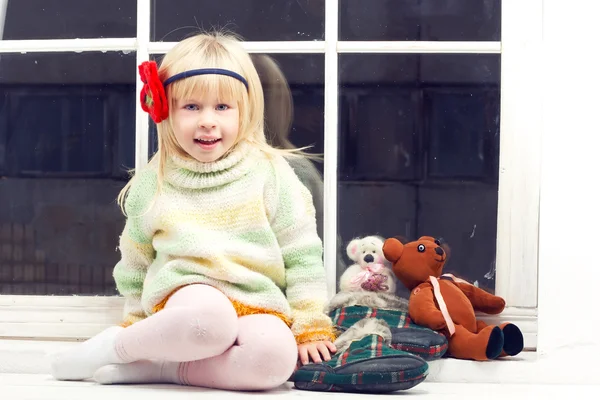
[339,235,396,294]
[326,236,407,313]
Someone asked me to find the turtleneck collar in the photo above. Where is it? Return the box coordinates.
[165,141,258,189]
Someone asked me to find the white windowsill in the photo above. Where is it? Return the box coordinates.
[1,339,597,386]
[0,295,539,347]
[0,295,548,385]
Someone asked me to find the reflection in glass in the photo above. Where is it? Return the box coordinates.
[152,0,324,42]
[252,54,325,234]
[2,0,136,40]
[338,54,500,296]
[0,52,136,295]
[252,53,347,278]
[340,0,500,41]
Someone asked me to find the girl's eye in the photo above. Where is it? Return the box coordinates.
[216,104,229,111]
[184,104,198,111]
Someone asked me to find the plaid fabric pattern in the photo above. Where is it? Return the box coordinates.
[330,306,447,360]
[390,337,446,360]
[333,334,419,368]
[330,306,413,330]
[293,333,428,392]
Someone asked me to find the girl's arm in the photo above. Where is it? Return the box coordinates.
[113,221,154,327]
[112,169,157,327]
[266,157,336,344]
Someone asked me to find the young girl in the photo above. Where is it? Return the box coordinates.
[49,31,336,391]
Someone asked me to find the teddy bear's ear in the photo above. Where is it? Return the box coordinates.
[417,236,436,242]
[346,238,361,261]
[382,237,404,262]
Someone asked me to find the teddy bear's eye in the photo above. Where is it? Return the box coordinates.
[372,250,376,253]
[417,244,426,252]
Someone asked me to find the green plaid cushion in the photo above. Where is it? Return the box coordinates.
[293,334,428,393]
[330,306,448,360]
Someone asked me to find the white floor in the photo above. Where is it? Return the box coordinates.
[2,374,599,400]
[3,342,600,398]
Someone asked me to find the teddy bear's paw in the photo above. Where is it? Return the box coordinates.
[500,323,524,356]
[485,326,504,360]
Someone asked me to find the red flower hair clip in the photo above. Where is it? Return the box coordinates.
[138,61,249,123]
[138,61,169,123]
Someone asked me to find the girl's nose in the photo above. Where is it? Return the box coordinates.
[197,111,216,129]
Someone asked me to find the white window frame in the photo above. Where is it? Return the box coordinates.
[0,0,541,350]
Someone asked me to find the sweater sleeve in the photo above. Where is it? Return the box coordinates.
[266,156,336,344]
[113,169,157,327]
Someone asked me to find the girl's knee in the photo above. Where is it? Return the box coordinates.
[242,344,297,390]
[167,286,239,356]
[185,305,238,354]
[240,316,298,389]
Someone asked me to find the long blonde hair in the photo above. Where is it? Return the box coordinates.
[117,31,311,214]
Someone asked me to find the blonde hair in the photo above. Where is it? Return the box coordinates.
[117,31,312,214]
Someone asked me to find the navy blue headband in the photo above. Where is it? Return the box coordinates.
[163,68,249,90]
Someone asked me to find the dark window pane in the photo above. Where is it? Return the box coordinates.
[340,0,501,41]
[0,52,136,295]
[2,0,136,40]
[338,54,500,296]
[151,0,324,41]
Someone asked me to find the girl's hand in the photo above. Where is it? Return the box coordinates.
[297,340,337,365]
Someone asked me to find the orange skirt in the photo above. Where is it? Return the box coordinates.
[121,285,336,343]
[151,285,293,328]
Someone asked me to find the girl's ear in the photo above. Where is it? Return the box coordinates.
[346,238,361,262]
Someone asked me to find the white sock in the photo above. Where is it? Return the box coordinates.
[93,360,180,385]
[49,326,125,381]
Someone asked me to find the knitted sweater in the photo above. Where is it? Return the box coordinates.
[113,142,335,344]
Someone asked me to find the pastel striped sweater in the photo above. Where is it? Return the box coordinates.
[113,142,334,344]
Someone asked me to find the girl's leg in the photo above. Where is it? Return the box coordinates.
[50,284,238,381]
[115,284,238,362]
[94,314,298,391]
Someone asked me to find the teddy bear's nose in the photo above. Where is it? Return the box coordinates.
[435,247,444,256]
[364,254,374,263]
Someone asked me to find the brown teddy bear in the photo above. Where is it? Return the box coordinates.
[382,236,524,361]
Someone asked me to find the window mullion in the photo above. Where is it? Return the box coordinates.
[148,41,326,55]
[0,0,7,39]
[0,38,137,53]
[337,41,500,53]
[495,0,543,307]
[323,0,339,299]
[134,0,151,170]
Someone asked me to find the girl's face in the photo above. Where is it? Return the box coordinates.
[171,90,240,163]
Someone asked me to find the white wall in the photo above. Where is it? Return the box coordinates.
[537,0,600,356]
